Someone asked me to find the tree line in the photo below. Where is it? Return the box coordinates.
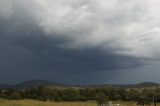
[0,86,160,103]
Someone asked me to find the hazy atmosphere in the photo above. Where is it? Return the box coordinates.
[1,0,160,85]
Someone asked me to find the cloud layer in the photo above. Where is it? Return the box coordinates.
[34,0,160,58]
[0,0,160,84]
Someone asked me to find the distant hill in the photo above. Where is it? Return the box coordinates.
[15,79,69,89]
[0,80,159,89]
[137,82,160,87]
[0,84,13,89]
[0,79,69,89]
[96,82,160,88]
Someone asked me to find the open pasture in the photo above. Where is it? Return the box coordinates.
[0,99,159,106]
[0,99,97,106]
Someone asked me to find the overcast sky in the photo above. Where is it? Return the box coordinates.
[0,0,160,85]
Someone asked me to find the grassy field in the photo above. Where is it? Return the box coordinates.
[0,99,159,106]
[0,99,97,106]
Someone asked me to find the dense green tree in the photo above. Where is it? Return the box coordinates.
[126,89,139,101]
[80,88,96,100]
[117,88,127,101]
[9,92,22,100]
[95,92,108,106]
[1,85,160,103]
[4,89,15,97]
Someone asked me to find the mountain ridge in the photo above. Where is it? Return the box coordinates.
[0,80,159,89]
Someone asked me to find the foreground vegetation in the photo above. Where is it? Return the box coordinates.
[1,86,160,105]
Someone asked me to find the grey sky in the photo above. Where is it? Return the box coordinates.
[0,0,160,84]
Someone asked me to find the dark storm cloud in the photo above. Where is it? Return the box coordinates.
[0,17,144,74]
[0,19,145,84]
[0,0,160,84]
